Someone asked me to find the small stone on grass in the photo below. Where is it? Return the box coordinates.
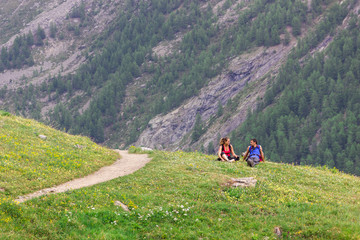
[39,135,47,140]
[114,200,130,212]
[227,177,257,187]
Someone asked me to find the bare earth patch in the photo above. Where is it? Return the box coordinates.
[14,150,151,203]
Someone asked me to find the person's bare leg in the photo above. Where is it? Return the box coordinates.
[222,154,234,162]
[222,154,228,162]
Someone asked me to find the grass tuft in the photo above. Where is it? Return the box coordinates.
[0,110,11,116]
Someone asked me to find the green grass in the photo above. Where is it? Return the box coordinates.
[0,112,119,198]
[1,144,359,239]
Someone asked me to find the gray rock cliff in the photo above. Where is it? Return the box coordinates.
[136,43,294,150]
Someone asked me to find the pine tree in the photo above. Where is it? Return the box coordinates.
[0,47,9,68]
[270,25,280,46]
[324,148,335,168]
[191,113,204,143]
[50,22,57,38]
[26,31,34,46]
[291,16,301,36]
[283,30,291,45]
[35,25,45,46]
[217,101,224,117]
[37,25,46,39]
[207,141,214,154]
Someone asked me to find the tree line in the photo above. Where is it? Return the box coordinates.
[0,26,46,71]
[231,1,360,175]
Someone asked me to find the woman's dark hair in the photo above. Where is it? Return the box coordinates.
[251,138,257,144]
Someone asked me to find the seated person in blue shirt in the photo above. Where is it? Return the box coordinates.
[242,138,265,167]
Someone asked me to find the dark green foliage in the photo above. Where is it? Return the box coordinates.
[11,84,41,120]
[217,101,224,117]
[1,47,9,69]
[291,16,301,36]
[283,30,291,45]
[0,86,6,99]
[69,1,86,21]
[0,32,35,70]
[26,31,34,46]
[294,2,349,58]
[207,141,214,154]
[50,22,58,38]
[52,104,72,132]
[311,0,324,15]
[0,110,11,116]
[231,9,360,175]
[192,114,205,143]
[35,25,46,46]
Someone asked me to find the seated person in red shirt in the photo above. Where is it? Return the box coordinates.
[217,137,239,162]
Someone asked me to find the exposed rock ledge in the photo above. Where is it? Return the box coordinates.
[136,42,295,150]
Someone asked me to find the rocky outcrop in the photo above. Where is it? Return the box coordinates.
[228,177,257,188]
[136,43,295,150]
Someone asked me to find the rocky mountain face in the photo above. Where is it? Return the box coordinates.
[136,42,295,150]
[0,0,123,91]
[136,1,360,152]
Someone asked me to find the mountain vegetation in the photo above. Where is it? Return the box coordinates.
[231,2,360,175]
[0,30,38,71]
[1,0,326,142]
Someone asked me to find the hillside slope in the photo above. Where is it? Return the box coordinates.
[0,111,118,198]
[1,149,359,239]
[230,1,360,176]
[137,0,360,153]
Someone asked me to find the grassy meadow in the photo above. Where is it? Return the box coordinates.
[1,135,359,239]
[0,111,118,200]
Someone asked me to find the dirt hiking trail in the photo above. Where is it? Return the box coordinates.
[15,150,151,203]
